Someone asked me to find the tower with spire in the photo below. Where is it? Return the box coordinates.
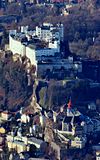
[67,97,73,116]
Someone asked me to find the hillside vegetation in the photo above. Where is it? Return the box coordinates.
[0,52,34,111]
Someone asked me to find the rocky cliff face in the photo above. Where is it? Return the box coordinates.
[0,51,34,111]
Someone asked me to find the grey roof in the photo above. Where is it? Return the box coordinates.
[63,117,72,123]
[71,116,82,124]
[41,26,50,30]
[63,115,82,124]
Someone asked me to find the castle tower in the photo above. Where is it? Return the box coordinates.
[67,98,73,116]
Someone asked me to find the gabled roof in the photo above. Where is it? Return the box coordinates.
[63,116,72,123]
[71,116,82,124]
[63,115,83,124]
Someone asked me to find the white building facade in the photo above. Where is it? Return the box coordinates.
[9,35,26,57]
[35,23,64,42]
[9,35,59,63]
[9,23,64,75]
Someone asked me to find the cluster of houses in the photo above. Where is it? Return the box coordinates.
[0,96,100,159]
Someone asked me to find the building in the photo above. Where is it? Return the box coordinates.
[71,136,87,149]
[7,135,43,149]
[35,23,64,42]
[93,144,100,160]
[7,140,29,153]
[61,100,84,135]
[0,128,6,151]
[21,114,30,123]
[59,99,95,136]
[1,111,12,121]
[88,102,96,110]
[9,23,63,72]
[96,150,100,160]
[9,33,60,61]
[62,115,85,135]
[9,24,83,77]
[37,58,74,77]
